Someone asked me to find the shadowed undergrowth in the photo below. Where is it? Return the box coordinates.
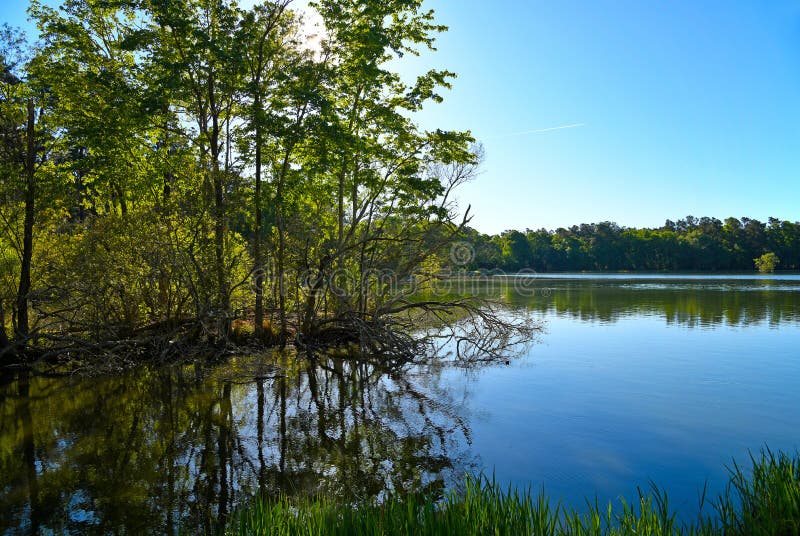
[229,449,800,535]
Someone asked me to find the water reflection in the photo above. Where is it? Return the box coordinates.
[3,277,800,534]
[536,284,798,327]
[0,356,474,535]
[464,277,800,327]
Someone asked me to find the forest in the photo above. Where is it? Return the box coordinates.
[458,216,800,273]
[1,0,532,368]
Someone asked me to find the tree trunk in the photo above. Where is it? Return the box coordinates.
[0,300,9,356]
[276,153,292,347]
[253,99,264,337]
[277,210,287,346]
[300,256,330,337]
[213,165,229,338]
[209,78,230,340]
[15,99,35,350]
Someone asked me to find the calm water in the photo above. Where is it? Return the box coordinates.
[2,275,800,534]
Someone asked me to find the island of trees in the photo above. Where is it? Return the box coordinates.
[457,216,800,273]
[1,0,535,368]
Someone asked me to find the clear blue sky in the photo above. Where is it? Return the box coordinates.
[401,0,800,233]
[4,0,800,234]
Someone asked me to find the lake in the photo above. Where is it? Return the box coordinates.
[2,274,799,534]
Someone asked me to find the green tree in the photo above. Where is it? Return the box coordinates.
[143,0,245,337]
[754,252,780,273]
[0,0,527,364]
[0,24,61,358]
[499,230,533,271]
[287,0,481,341]
[238,1,293,338]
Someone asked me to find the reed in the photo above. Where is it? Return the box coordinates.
[229,448,800,535]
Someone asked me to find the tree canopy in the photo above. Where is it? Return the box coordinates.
[457,216,800,273]
[2,0,527,367]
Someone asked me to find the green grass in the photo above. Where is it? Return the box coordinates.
[229,449,800,535]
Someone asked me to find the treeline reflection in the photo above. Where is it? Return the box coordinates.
[429,278,800,328]
[510,280,800,327]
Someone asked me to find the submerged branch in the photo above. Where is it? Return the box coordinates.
[296,296,539,367]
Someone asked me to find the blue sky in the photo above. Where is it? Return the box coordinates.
[4,0,800,234]
[401,0,800,233]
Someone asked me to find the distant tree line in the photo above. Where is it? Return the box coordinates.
[457,216,800,272]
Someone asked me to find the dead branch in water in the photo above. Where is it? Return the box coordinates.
[296,297,539,367]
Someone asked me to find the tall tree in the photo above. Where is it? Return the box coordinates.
[238,1,293,337]
[146,0,244,337]
[0,24,56,356]
[290,0,479,340]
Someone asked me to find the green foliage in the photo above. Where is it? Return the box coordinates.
[499,229,533,271]
[29,211,255,338]
[0,238,19,304]
[0,0,480,357]
[231,449,800,536]
[458,217,800,273]
[754,252,780,273]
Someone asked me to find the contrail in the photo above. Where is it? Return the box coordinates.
[488,123,586,139]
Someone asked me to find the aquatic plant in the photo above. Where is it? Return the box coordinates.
[230,448,800,535]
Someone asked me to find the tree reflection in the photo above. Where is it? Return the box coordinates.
[0,353,475,534]
[488,279,800,327]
